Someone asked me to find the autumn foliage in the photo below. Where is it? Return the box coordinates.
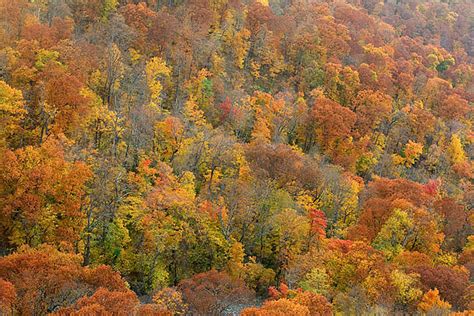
[0,0,472,314]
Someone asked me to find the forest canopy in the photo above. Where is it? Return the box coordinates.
[0,0,473,314]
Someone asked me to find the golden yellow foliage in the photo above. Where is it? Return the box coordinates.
[146,56,171,108]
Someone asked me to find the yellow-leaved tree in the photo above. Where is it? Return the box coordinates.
[0,80,26,146]
[448,134,466,165]
[146,56,171,109]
